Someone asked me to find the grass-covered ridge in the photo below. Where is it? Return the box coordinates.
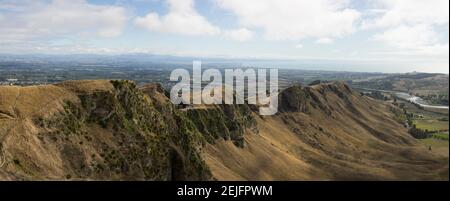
[32,80,212,180]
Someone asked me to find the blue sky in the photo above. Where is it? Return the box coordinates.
[0,0,448,73]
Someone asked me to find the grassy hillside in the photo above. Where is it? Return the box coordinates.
[0,80,448,180]
[205,82,448,180]
[0,80,211,180]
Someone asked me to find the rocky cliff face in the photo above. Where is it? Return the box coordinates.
[0,80,211,180]
[279,82,354,114]
[185,104,258,148]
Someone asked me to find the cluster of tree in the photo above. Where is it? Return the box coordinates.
[389,104,407,125]
[419,93,449,106]
[405,112,414,127]
[367,91,390,101]
[408,101,425,110]
[408,125,431,139]
[392,100,404,108]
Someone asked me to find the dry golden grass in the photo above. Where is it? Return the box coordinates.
[204,82,449,180]
[0,81,115,180]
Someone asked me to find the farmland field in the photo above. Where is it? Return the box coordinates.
[420,138,449,157]
[414,119,449,132]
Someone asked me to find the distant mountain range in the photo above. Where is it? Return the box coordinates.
[2,54,447,74]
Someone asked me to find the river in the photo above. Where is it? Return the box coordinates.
[395,92,449,110]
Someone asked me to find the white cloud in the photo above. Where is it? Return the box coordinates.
[373,24,439,49]
[316,38,334,44]
[134,0,220,36]
[366,0,449,57]
[364,0,449,28]
[0,0,128,44]
[295,44,303,49]
[224,28,254,42]
[215,0,360,41]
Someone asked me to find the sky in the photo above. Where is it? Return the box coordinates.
[0,0,448,73]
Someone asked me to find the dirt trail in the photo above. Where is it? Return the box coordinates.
[0,86,68,169]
